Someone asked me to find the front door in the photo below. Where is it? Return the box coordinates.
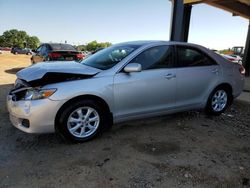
[113,45,176,119]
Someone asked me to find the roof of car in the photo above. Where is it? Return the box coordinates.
[115,40,205,48]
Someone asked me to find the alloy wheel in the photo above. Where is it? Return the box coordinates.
[211,90,228,112]
[67,107,100,138]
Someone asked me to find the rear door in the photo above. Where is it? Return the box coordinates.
[113,45,176,119]
[175,46,220,107]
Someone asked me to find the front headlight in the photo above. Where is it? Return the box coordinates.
[24,88,57,100]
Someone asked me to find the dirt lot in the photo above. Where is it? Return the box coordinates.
[0,53,250,188]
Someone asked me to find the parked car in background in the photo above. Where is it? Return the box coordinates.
[221,54,242,65]
[228,54,243,65]
[11,47,32,55]
[7,41,245,142]
[0,47,11,51]
[81,51,92,58]
[31,43,84,64]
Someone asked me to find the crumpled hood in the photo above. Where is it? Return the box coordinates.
[17,61,101,82]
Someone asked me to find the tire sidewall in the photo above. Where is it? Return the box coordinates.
[56,100,106,142]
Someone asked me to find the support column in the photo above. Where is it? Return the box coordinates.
[170,0,192,42]
[243,21,250,76]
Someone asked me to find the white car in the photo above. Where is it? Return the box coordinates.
[221,54,242,65]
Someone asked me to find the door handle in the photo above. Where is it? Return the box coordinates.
[211,68,219,74]
[165,74,176,79]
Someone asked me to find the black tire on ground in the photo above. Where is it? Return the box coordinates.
[205,86,233,116]
[56,99,110,143]
[14,52,18,55]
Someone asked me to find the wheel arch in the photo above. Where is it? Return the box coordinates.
[54,94,113,129]
[207,82,234,105]
[214,83,233,94]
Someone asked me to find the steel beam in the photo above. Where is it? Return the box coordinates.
[243,21,250,76]
[170,0,192,42]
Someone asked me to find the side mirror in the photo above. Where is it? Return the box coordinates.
[124,63,142,73]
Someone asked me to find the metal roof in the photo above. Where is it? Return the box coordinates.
[184,0,250,19]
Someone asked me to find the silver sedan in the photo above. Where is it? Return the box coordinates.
[7,41,245,142]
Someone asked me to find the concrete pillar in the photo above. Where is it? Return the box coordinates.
[170,0,192,42]
[243,21,250,76]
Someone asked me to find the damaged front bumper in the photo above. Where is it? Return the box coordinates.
[7,94,66,134]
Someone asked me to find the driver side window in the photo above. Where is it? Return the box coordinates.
[129,45,174,70]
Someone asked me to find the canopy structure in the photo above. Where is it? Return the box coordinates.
[184,0,250,19]
[170,0,250,75]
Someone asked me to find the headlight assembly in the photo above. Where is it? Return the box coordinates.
[24,88,57,100]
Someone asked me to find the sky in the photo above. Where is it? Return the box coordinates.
[0,0,249,50]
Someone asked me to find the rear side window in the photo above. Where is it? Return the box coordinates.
[130,45,174,70]
[177,46,217,67]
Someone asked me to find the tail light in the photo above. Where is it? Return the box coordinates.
[76,53,84,59]
[48,52,62,58]
[239,65,245,75]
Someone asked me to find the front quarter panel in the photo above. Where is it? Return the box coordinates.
[44,76,115,112]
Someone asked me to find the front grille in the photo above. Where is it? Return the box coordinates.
[11,90,26,101]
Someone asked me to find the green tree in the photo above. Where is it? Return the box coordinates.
[0,29,40,49]
[86,40,98,51]
[26,36,40,49]
[85,41,112,51]
[77,44,87,51]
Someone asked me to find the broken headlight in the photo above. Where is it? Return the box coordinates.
[24,88,57,100]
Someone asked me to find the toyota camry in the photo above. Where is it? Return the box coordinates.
[7,41,245,142]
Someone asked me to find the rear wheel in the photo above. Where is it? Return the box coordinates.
[205,87,232,115]
[56,99,109,143]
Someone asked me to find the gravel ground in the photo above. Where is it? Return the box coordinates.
[0,53,250,188]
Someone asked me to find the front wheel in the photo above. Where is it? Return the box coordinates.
[56,100,109,143]
[205,87,232,115]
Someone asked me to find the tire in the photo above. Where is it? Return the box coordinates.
[56,99,109,143]
[14,52,18,55]
[205,86,232,115]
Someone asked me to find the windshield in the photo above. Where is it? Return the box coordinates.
[81,45,140,70]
